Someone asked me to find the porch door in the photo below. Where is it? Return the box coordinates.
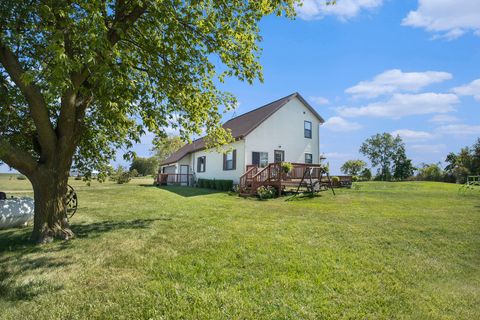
[180,165,189,186]
[274,150,285,163]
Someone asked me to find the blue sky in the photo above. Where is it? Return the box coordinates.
[219,0,480,174]
[1,0,479,174]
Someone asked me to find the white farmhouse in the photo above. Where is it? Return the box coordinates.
[158,92,325,193]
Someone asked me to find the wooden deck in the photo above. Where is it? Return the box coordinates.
[239,163,335,196]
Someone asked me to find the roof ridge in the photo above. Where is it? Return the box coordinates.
[160,92,325,166]
[223,92,297,124]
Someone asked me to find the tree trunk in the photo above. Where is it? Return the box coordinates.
[29,168,74,243]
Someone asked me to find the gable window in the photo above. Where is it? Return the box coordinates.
[252,152,268,167]
[274,150,284,163]
[197,156,206,172]
[304,121,312,139]
[305,153,313,164]
[223,150,236,170]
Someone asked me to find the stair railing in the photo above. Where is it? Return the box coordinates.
[239,165,258,192]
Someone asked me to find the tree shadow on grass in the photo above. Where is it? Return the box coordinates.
[0,253,71,302]
[0,217,169,303]
[0,218,169,253]
[72,217,170,238]
[141,185,222,197]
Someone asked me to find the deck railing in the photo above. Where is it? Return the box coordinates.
[242,162,325,195]
[239,165,258,192]
[157,173,194,186]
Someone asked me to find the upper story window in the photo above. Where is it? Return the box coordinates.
[223,150,236,170]
[304,121,312,139]
[197,156,206,172]
[305,153,313,164]
[252,152,268,168]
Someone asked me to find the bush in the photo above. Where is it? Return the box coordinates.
[112,166,132,184]
[16,175,27,180]
[331,176,340,185]
[352,175,359,182]
[116,172,132,184]
[196,178,233,191]
[130,169,139,177]
[257,185,276,200]
[280,162,293,174]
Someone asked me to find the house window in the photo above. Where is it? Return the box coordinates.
[274,150,284,163]
[252,152,268,167]
[304,121,312,139]
[223,150,236,170]
[197,156,206,172]
[305,153,313,164]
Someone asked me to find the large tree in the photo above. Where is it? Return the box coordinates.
[392,152,415,181]
[0,0,298,243]
[359,133,405,181]
[340,159,366,176]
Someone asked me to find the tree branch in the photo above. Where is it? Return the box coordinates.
[0,137,37,175]
[56,3,146,145]
[0,41,57,159]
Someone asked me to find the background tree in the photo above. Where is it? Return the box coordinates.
[340,159,367,176]
[360,168,372,181]
[417,163,443,181]
[393,152,415,181]
[444,138,480,183]
[153,135,184,162]
[360,133,405,181]
[129,157,158,176]
[0,1,297,243]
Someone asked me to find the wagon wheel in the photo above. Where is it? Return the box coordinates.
[65,184,78,219]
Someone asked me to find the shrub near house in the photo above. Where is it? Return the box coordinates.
[197,179,233,191]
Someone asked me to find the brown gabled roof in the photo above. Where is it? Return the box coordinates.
[161,92,324,165]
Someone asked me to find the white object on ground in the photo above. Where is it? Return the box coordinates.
[0,198,35,229]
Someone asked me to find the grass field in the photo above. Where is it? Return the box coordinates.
[0,174,479,319]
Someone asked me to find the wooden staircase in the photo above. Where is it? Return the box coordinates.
[239,165,258,196]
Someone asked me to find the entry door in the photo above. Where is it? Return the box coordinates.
[274,150,285,163]
[180,165,189,186]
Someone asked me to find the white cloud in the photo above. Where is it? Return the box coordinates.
[429,114,460,124]
[345,69,452,98]
[296,0,383,21]
[322,116,362,132]
[435,124,480,136]
[452,79,480,101]
[391,129,434,142]
[310,96,329,105]
[337,93,459,119]
[411,144,446,154]
[402,0,480,39]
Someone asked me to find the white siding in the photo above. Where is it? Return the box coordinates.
[244,97,320,166]
[191,140,245,183]
[159,96,321,183]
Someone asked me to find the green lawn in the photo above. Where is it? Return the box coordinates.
[0,175,479,319]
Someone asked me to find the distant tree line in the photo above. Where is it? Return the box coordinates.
[417,138,480,183]
[341,134,479,183]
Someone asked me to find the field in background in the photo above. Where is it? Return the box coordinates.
[0,178,479,319]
